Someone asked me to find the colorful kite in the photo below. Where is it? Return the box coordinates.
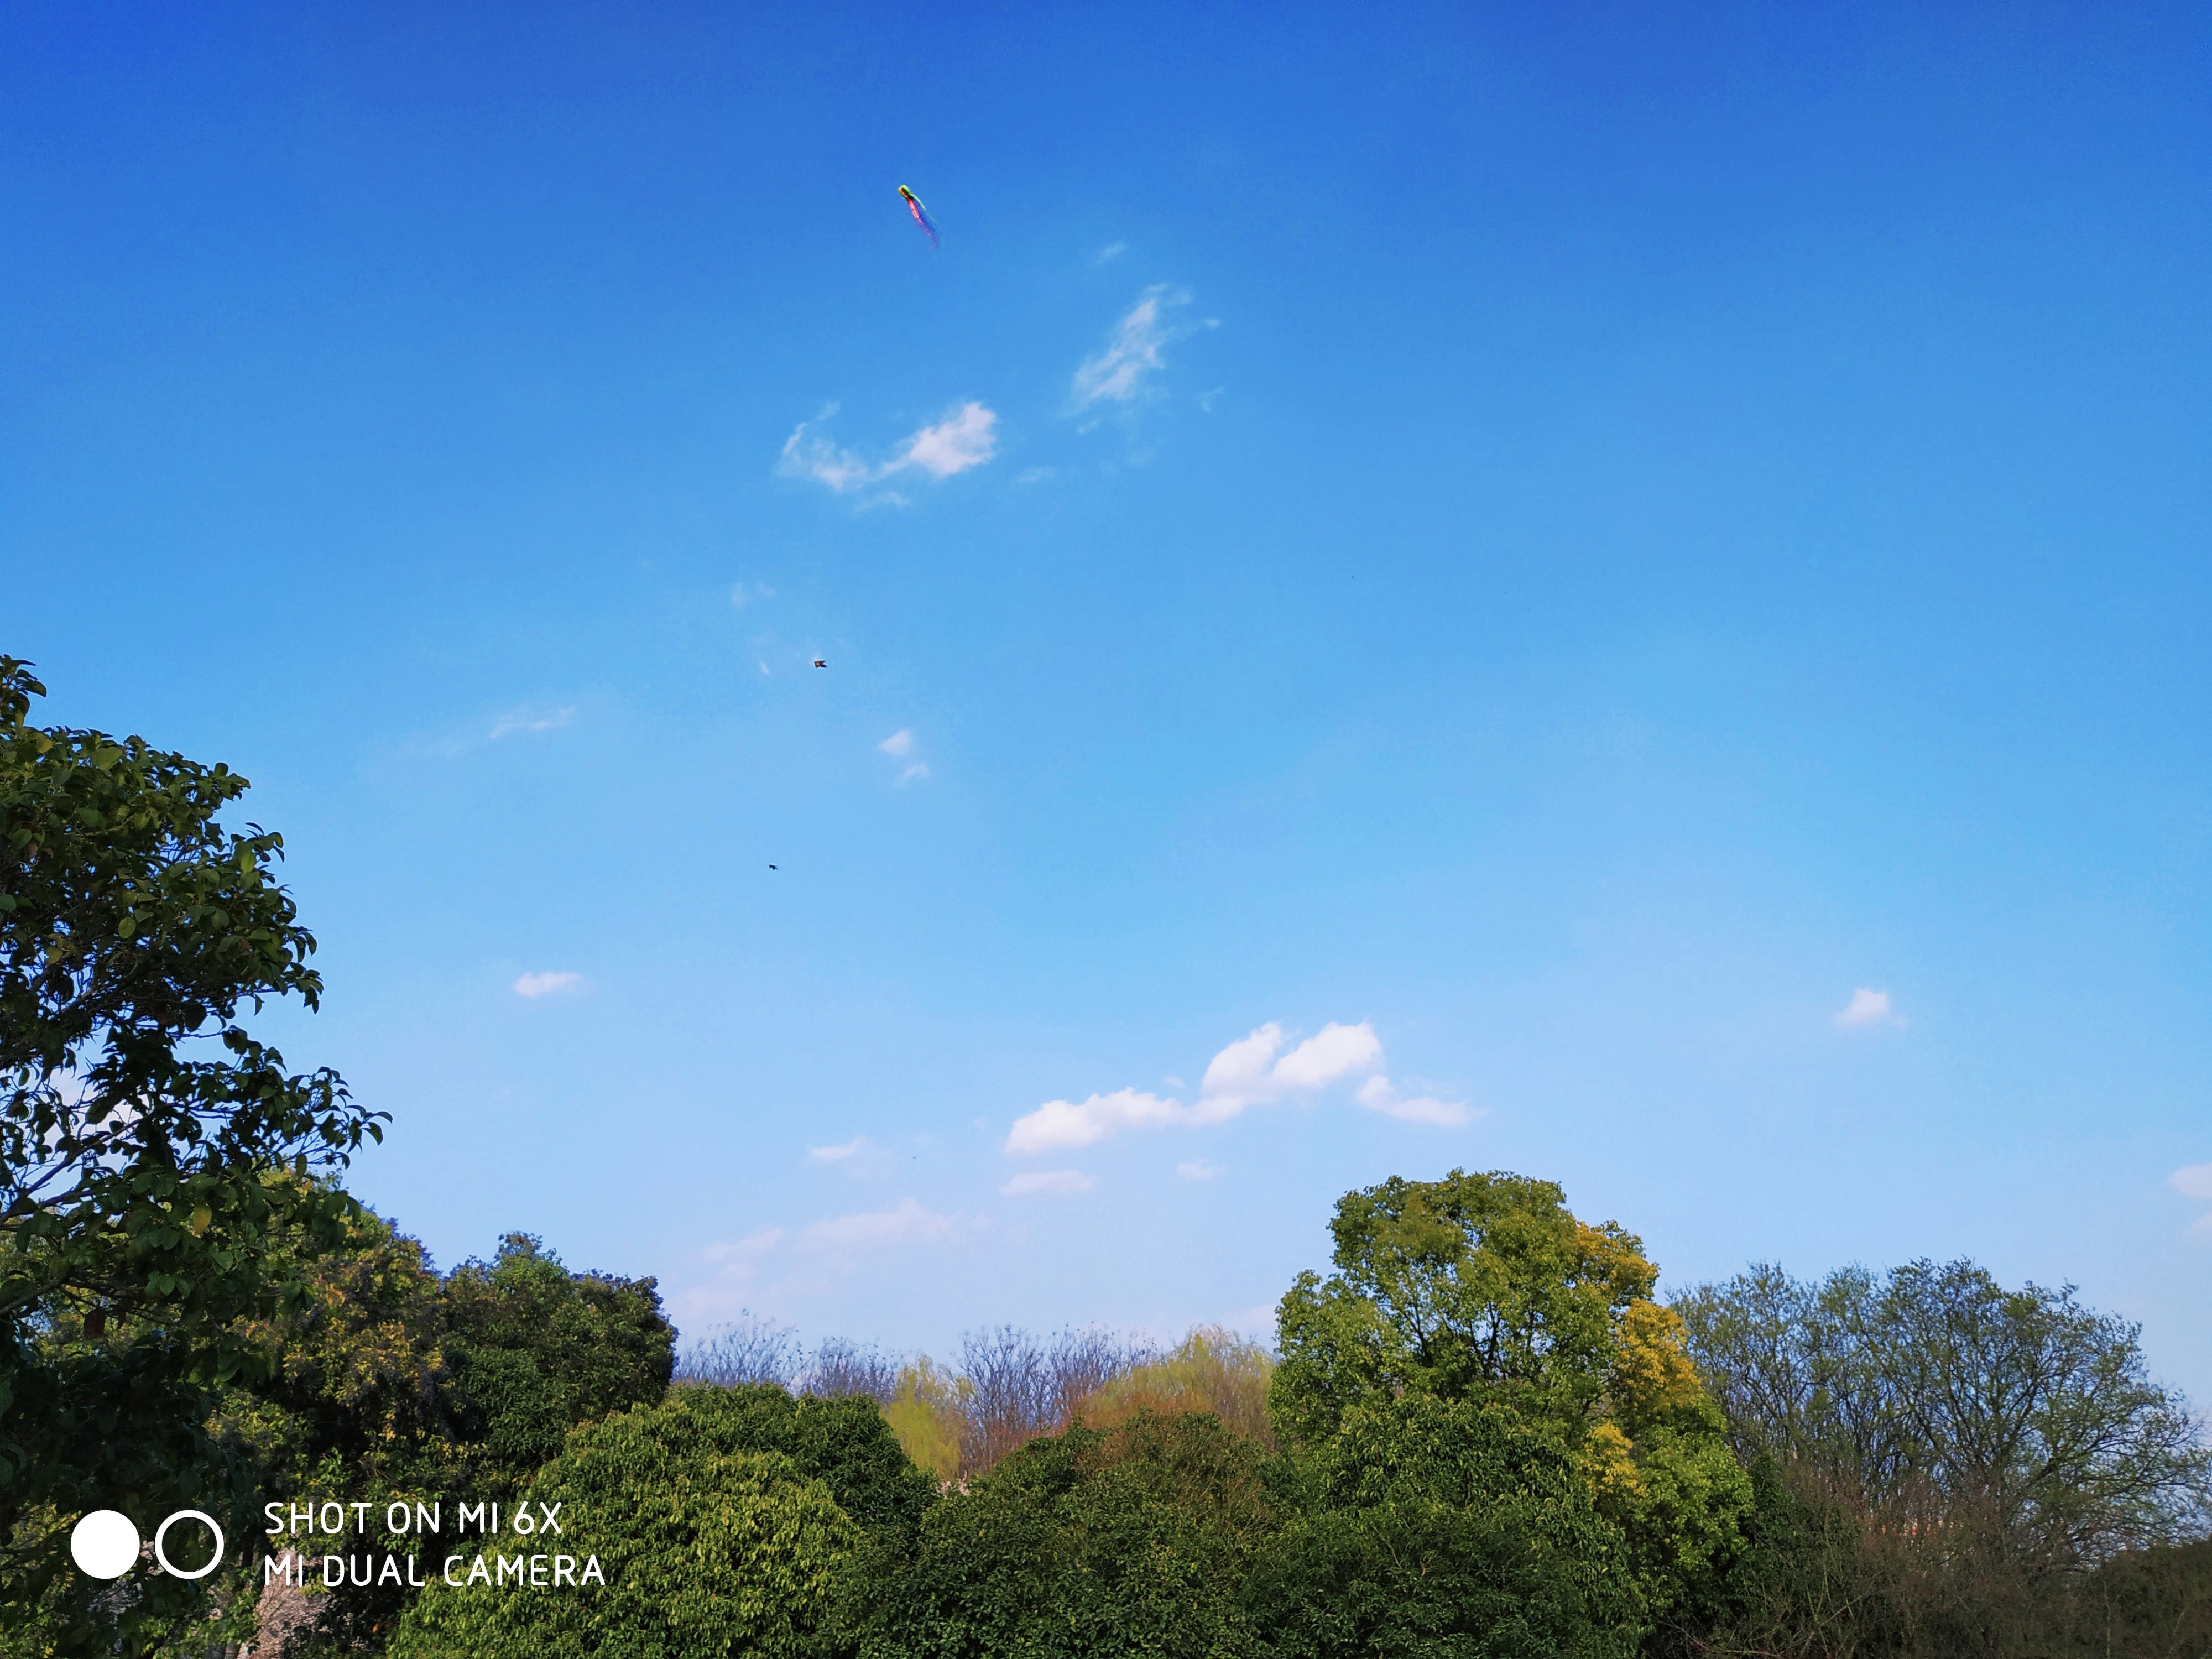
[899,185,940,249]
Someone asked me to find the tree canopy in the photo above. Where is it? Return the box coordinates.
[391,1387,861,1659]
[0,658,381,1650]
[1272,1169,1754,1623]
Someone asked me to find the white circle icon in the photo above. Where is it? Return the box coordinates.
[153,1510,225,1580]
[70,1510,140,1579]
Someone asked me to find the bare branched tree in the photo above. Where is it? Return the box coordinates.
[673,1311,801,1389]
[958,1325,1056,1474]
[952,1325,1154,1475]
[802,1337,901,1403]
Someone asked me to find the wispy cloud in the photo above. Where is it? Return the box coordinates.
[878,728,930,784]
[1356,1076,1473,1128]
[1835,988,1906,1030]
[809,1136,873,1163]
[1094,241,1127,265]
[1005,1021,1465,1154]
[779,402,998,495]
[513,971,583,999]
[703,1225,785,1265]
[1001,1170,1098,1197]
[2171,1162,2212,1202]
[802,1198,970,1251]
[1176,1159,1223,1181]
[1068,286,1214,414]
[489,706,576,740]
[677,1199,975,1318]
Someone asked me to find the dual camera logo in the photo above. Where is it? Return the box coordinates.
[70,1508,227,1581]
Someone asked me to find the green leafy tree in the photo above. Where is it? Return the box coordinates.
[1676,1259,2210,1563]
[0,659,382,1652]
[850,1409,1276,1659]
[212,1220,675,1651]
[1668,1259,2212,1656]
[653,1380,936,1538]
[440,1232,677,1490]
[2065,1537,2212,1657]
[1253,1393,1639,1659]
[390,1387,863,1659]
[1272,1170,1751,1624]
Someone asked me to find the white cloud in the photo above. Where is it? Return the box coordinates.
[1005,1021,1467,1154]
[1835,988,1905,1030]
[1176,1159,1223,1181]
[513,971,583,999]
[1001,1170,1098,1197]
[2171,1162,2212,1202]
[1006,1088,1184,1155]
[894,403,998,477]
[802,1198,968,1251]
[779,402,998,495]
[809,1137,873,1163]
[1198,1021,1383,1115]
[1069,286,1213,413]
[489,706,576,740]
[1094,241,1127,264]
[898,762,930,784]
[1356,1076,1473,1128]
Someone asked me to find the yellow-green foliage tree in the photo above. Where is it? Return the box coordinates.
[1079,1326,1276,1446]
[881,1356,967,1485]
[1272,1169,1751,1623]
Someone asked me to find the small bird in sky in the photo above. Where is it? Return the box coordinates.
[769,864,778,870]
[812,659,827,669]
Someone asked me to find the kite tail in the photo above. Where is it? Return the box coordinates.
[909,202,940,248]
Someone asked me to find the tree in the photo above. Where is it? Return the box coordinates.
[654,1380,936,1538]
[1668,1259,2212,1657]
[440,1232,676,1489]
[212,1220,676,1652]
[0,659,382,1651]
[1676,1259,2211,1564]
[849,1409,1276,1659]
[1079,1326,1277,1447]
[389,1387,861,1659]
[1252,1393,1639,1659]
[1272,1170,1752,1624]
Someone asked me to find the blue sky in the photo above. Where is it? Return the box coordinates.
[6,2,2210,1398]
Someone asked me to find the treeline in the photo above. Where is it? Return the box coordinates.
[4,658,2210,1659]
[674,1316,1275,1481]
[18,1172,2211,1658]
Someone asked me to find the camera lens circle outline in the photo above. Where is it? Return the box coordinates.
[151,1510,225,1580]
